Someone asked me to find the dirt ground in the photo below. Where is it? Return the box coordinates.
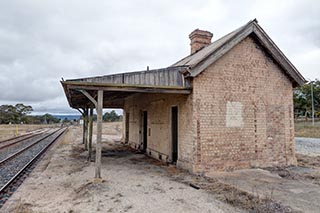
[208,167,320,213]
[207,146,320,212]
[2,122,320,212]
[1,123,242,213]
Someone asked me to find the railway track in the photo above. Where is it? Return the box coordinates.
[0,128,47,144]
[0,130,47,150]
[0,133,33,144]
[0,127,67,208]
[0,129,55,162]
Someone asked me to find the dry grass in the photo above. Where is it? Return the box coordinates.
[297,154,320,186]
[0,124,57,140]
[102,122,122,135]
[166,172,294,212]
[297,154,320,168]
[295,121,320,138]
[131,157,295,212]
[265,154,320,187]
[58,127,72,145]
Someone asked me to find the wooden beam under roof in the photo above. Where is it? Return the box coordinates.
[62,81,191,93]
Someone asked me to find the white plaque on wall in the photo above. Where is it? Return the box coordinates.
[226,101,243,127]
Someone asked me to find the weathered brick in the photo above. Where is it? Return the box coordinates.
[123,35,297,174]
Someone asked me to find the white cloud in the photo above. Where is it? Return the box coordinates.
[0,0,318,114]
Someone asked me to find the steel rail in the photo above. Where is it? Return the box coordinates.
[0,132,43,150]
[0,128,61,166]
[0,128,67,193]
[0,133,33,144]
[0,127,50,144]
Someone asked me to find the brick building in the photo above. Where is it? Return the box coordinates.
[62,19,306,175]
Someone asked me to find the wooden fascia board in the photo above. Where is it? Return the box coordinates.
[72,103,124,109]
[60,81,74,108]
[63,82,191,94]
[190,25,254,77]
[61,81,90,109]
[252,24,307,86]
[63,81,190,90]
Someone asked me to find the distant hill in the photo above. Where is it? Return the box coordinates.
[52,115,81,121]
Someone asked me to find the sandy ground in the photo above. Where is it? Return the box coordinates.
[2,124,241,213]
[3,122,320,212]
[208,168,320,212]
[205,139,320,213]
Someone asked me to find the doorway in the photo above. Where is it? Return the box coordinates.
[125,113,129,143]
[171,106,178,163]
[142,111,148,152]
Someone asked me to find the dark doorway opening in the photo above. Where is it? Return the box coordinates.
[171,106,178,163]
[142,111,148,152]
[125,113,129,143]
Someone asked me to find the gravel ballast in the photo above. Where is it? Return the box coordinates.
[295,137,320,156]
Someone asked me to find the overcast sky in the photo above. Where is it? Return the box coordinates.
[0,0,319,114]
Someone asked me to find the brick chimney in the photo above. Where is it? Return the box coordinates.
[189,29,213,54]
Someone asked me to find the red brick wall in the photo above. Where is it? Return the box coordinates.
[192,36,296,173]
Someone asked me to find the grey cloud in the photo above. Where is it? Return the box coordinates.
[0,0,319,114]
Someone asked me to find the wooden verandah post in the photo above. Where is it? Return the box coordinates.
[95,90,103,179]
[84,108,89,150]
[76,108,88,150]
[88,108,94,161]
[79,89,104,180]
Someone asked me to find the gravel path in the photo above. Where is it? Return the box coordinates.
[295,137,320,156]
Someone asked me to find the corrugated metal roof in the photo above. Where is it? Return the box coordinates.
[171,21,248,67]
[66,66,190,88]
[171,19,306,86]
[61,66,191,109]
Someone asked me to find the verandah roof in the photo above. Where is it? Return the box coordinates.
[61,66,191,109]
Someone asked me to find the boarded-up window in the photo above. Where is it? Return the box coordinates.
[226,101,243,127]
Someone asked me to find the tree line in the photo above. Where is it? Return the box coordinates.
[80,110,122,122]
[0,103,33,124]
[0,104,61,124]
[103,110,122,122]
[0,104,122,124]
[294,79,320,119]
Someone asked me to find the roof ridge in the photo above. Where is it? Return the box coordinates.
[170,19,257,68]
[171,19,305,86]
[189,19,256,68]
